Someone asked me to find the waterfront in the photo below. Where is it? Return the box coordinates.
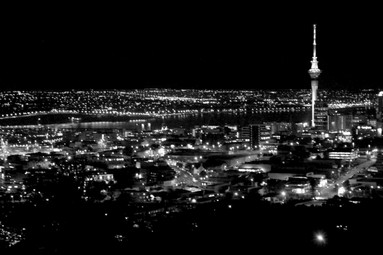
[0,111,311,130]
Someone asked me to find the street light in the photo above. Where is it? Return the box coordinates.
[316,234,324,242]
[315,232,326,245]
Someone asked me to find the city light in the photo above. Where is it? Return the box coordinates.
[0,18,382,251]
[315,232,326,244]
[338,187,346,196]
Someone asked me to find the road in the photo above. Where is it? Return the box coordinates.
[170,165,204,188]
[317,158,377,199]
[336,158,376,185]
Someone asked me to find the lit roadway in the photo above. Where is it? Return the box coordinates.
[170,165,204,189]
[336,158,376,186]
[317,158,377,199]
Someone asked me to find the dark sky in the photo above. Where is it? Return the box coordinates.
[1,5,382,90]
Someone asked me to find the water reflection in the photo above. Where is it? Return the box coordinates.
[0,111,310,130]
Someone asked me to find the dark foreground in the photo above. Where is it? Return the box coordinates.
[2,195,383,254]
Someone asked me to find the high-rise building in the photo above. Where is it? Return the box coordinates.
[329,114,352,131]
[240,126,251,140]
[314,101,329,131]
[308,24,321,128]
[240,124,271,148]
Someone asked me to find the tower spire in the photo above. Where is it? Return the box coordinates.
[313,24,317,58]
[309,24,321,78]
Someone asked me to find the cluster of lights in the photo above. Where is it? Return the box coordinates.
[0,223,24,247]
[0,89,377,120]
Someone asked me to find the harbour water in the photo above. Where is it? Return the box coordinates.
[0,111,311,130]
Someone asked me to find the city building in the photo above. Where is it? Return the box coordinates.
[264,122,292,135]
[240,124,271,149]
[314,101,329,131]
[351,107,370,126]
[329,113,352,131]
[328,148,358,161]
[353,125,377,138]
[377,91,383,121]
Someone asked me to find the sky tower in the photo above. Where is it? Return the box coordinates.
[308,24,321,127]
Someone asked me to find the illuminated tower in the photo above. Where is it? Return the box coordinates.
[308,24,321,127]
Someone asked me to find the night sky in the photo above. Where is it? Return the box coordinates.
[1,5,382,90]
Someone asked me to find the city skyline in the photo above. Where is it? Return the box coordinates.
[3,6,383,251]
[2,7,383,90]
[1,86,383,252]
